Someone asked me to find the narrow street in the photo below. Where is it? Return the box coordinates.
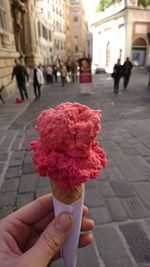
[0,68,150,267]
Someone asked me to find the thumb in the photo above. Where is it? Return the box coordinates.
[21,212,73,267]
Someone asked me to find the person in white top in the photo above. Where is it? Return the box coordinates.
[46,65,53,83]
[30,64,44,99]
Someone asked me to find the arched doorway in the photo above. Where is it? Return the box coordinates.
[132,38,147,66]
[106,42,110,67]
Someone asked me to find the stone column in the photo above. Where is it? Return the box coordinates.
[125,24,133,58]
[125,10,133,59]
[11,0,27,62]
[22,1,36,66]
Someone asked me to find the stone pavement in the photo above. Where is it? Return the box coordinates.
[0,68,150,267]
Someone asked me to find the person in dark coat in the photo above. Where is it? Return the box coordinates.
[113,59,123,94]
[12,58,29,101]
[123,57,133,89]
[53,64,58,82]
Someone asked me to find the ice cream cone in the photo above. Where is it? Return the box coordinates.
[51,180,85,267]
[30,102,107,267]
[51,180,83,205]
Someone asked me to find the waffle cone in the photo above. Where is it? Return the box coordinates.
[51,180,83,205]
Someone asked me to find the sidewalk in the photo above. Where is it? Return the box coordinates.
[0,86,35,189]
[0,70,150,267]
[0,86,35,129]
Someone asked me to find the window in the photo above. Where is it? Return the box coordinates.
[56,21,59,31]
[42,25,48,40]
[42,25,45,38]
[75,45,79,52]
[49,30,52,41]
[54,39,57,48]
[74,16,78,22]
[38,21,41,37]
[133,38,147,46]
[0,3,6,30]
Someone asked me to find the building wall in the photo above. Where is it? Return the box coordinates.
[35,0,53,64]
[127,8,150,66]
[21,0,53,66]
[65,0,73,58]
[70,0,87,60]
[91,0,150,72]
[51,0,66,62]
[86,30,93,59]
[22,0,87,64]
[0,0,19,96]
[92,13,125,72]
[0,0,88,97]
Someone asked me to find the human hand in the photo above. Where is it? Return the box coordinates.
[0,194,94,267]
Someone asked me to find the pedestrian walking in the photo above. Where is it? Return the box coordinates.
[53,64,58,82]
[71,61,78,82]
[38,63,44,74]
[60,63,67,87]
[66,61,72,82]
[123,57,133,89]
[11,58,29,101]
[46,65,53,84]
[112,59,123,94]
[29,64,44,100]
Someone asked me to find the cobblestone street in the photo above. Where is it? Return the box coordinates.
[0,68,150,267]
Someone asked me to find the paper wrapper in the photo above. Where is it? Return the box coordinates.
[51,181,85,267]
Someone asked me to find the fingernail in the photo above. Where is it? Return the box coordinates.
[56,213,73,233]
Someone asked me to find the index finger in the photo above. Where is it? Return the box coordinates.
[8,194,53,224]
[5,195,89,226]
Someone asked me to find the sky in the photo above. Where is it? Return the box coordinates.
[82,0,99,21]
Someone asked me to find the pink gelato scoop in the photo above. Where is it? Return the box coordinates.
[30,102,107,190]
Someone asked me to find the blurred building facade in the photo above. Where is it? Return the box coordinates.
[20,0,87,65]
[91,0,150,72]
[70,0,87,60]
[0,0,19,95]
[86,29,93,59]
[0,0,87,95]
[17,0,58,66]
[51,0,66,62]
[65,0,73,58]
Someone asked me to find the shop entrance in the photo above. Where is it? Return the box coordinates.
[132,38,147,66]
